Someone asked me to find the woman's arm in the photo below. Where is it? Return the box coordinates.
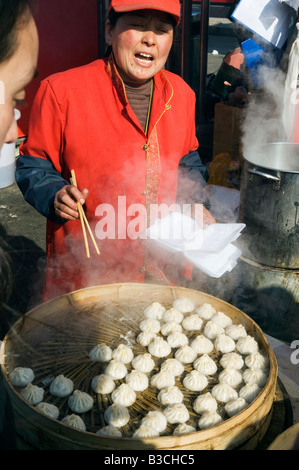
[16,155,70,224]
[16,155,88,223]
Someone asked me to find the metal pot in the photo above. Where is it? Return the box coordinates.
[233,257,299,343]
[238,142,299,269]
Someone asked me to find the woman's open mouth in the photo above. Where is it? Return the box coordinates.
[135,52,154,65]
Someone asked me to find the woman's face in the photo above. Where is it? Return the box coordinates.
[0,15,39,148]
[105,10,174,84]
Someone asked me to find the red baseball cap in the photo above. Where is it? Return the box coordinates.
[108,0,181,24]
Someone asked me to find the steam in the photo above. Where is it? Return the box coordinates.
[242,25,299,149]
[241,64,287,153]
[282,23,299,141]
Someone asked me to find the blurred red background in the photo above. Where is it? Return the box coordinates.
[19,0,99,136]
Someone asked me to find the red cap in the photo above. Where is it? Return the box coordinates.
[108,0,181,24]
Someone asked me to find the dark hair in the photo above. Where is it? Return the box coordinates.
[107,8,123,27]
[0,0,34,63]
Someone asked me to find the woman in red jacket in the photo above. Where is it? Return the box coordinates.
[16,0,213,301]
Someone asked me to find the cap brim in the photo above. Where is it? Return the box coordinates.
[110,3,180,24]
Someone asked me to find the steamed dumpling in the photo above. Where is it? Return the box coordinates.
[68,390,94,413]
[236,335,259,355]
[160,321,182,336]
[137,331,157,347]
[214,334,235,354]
[173,297,195,313]
[96,425,122,437]
[160,358,184,377]
[162,307,184,324]
[198,411,223,429]
[148,337,171,358]
[104,403,130,427]
[196,303,216,320]
[175,345,197,364]
[166,331,188,348]
[157,386,184,405]
[111,383,136,407]
[224,397,248,417]
[150,371,175,389]
[238,383,261,403]
[133,425,160,438]
[141,410,167,433]
[183,370,208,392]
[61,414,86,431]
[193,392,218,414]
[242,367,268,387]
[190,335,213,355]
[163,403,190,424]
[210,311,232,328]
[131,353,155,373]
[89,343,112,362]
[220,352,244,370]
[244,352,269,370]
[173,423,196,435]
[143,302,165,320]
[211,383,238,403]
[203,321,224,340]
[193,354,217,375]
[125,370,149,391]
[20,383,44,405]
[139,318,161,334]
[105,360,127,380]
[112,344,134,364]
[9,367,35,387]
[49,375,74,397]
[218,368,243,388]
[36,402,60,419]
[225,324,247,340]
[91,374,115,394]
[182,314,203,331]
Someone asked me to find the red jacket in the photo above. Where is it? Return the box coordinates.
[18,55,200,300]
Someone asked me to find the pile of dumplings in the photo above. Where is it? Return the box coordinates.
[8,297,270,439]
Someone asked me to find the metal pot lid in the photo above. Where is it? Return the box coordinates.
[243,142,299,173]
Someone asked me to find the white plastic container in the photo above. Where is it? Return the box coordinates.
[146,212,245,278]
[0,109,21,189]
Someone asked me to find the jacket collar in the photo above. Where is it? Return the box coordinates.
[105,54,174,111]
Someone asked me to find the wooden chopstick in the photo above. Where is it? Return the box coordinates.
[70,171,90,258]
[70,169,100,258]
[79,207,100,255]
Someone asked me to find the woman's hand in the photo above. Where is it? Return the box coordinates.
[186,203,216,228]
[202,206,216,227]
[54,185,88,221]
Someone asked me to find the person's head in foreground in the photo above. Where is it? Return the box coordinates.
[0,0,39,149]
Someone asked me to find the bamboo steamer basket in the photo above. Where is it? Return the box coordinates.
[267,423,299,450]
[1,283,277,450]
